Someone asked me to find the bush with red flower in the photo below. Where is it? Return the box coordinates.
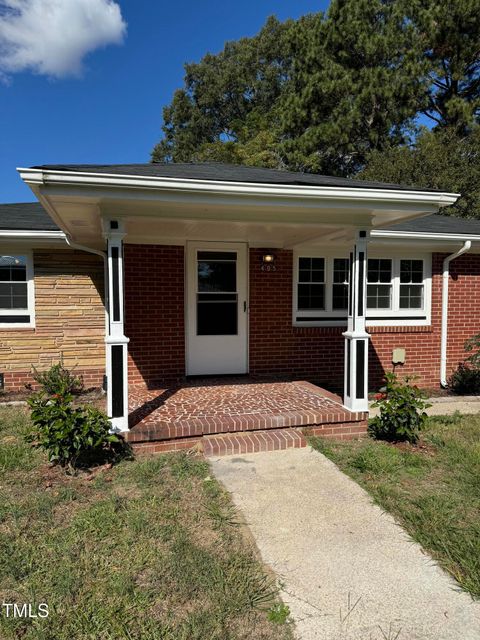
[368,373,431,444]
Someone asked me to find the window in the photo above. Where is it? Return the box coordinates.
[196,251,238,335]
[399,259,424,309]
[367,259,392,309]
[0,253,34,327]
[294,254,431,327]
[297,258,325,310]
[332,258,349,310]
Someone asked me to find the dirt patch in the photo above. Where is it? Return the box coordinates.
[387,440,437,456]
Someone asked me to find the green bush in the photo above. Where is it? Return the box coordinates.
[32,359,84,396]
[449,363,480,395]
[26,393,126,472]
[368,373,430,444]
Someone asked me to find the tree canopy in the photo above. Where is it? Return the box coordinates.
[151,0,480,215]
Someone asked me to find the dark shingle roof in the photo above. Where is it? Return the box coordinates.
[0,202,59,231]
[385,214,480,235]
[33,161,445,193]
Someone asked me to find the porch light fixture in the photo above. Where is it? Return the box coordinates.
[261,253,276,272]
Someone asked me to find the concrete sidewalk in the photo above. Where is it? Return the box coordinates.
[210,448,480,640]
[369,396,480,418]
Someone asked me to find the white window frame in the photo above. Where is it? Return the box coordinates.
[293,250,431,327]
[0,249,35,329]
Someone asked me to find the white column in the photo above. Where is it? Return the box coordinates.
[343,230,370,413]
[103,220,129,432]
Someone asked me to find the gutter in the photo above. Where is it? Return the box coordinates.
[441,241,472,387]
[64,235,109,340]
[0,229,66,240]
[371,230,480,242]
[17,167,460,208]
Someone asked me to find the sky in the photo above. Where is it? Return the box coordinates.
[0,0,329,203]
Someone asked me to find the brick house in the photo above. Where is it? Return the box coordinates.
[1,163,479,446]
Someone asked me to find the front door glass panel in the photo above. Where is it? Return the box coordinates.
[197,251,238,335]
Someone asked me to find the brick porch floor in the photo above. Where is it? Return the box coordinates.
[125,377,368,453]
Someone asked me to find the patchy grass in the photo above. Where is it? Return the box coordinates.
[310,412,480,599]
[0,406,292,640]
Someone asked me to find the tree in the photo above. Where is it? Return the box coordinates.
[151,16,295,167]
[280,1,420,175]
[152,1,480,177]
[402,0,480,132]
[360,127,480,218]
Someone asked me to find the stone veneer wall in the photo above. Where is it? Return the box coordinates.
[0,249,105,390]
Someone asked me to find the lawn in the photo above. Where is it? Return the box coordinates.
[310,413,480,599]
[0,406,292,640]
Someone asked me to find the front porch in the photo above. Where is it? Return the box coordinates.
[125,377,368,454]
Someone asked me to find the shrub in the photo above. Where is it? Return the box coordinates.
[368,373,430,444]
[449,363,480,395]
[26,393,126,472]
[449,334,480,395]
[32,359,84,396]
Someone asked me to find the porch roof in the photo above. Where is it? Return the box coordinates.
[31,161,443,192]
[17,162,459,250]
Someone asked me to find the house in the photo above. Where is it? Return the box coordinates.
[1,163,479,448]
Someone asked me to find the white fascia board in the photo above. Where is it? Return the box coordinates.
[371,229,480,241]
[0,229,66,240]
[17,167,460,209]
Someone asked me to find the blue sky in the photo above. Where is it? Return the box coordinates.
[0,0,328,202]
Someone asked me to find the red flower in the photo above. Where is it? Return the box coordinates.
[374,393,386,401]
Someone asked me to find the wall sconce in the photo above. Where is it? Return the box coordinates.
[261,253,276,272]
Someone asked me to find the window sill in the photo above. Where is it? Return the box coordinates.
[0,325,35,331]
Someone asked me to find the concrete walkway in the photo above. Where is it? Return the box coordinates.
[369,396,480,418]
[210,448,480,640]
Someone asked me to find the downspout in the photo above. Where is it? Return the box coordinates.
[440,241,472,387]
[64,235,110,371]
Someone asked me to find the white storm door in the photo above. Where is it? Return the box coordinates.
[186,242,248,375]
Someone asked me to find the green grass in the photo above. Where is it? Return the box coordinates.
[309,412,480,599]
[0,406,293,640]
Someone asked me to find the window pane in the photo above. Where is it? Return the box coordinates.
[198,260,236,292]
[0,255,27,282]
[400,284,424,309]
[332,284,348,310]
[298,283,325,310]
[400,259,423,283]
[367,284,392,309]
[198,251,236,261]
[298,257,324,283]
[333,258,349,283]
[0,283,28,309]
[197,300,237,335]
[367,259,392,283]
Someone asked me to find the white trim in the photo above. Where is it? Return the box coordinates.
[371,229,480,241]
[293,250,432,327]
[0,230,66,240]
[0,250,35,329]
[18,167,459,208]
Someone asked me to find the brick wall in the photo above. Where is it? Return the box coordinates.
[124,244,185,387]
[249,249,480,391]
[10,244,468,394]
[0,249,105,391]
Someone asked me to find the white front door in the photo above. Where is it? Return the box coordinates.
[186,242,248,375]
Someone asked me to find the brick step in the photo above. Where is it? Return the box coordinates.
[129,420,368,456]
[203,428,306,456]
[126,409,367,444]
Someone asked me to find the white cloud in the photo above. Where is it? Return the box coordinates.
[0,0,126,79]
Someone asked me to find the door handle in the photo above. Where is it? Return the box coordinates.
[244,300,247,312]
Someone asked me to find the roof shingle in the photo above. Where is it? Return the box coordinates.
[33,161,444,193]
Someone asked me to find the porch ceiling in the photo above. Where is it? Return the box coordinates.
[18,166,459,249]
